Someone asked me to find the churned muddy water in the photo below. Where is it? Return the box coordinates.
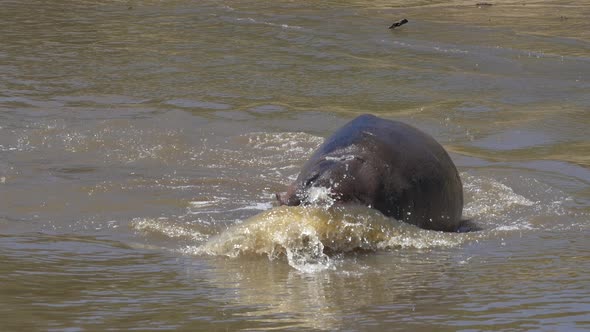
[1,0,589,330]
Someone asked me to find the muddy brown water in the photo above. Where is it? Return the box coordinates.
[1,1,589,330]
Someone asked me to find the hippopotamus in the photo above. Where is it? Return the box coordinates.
[276,114,469,232]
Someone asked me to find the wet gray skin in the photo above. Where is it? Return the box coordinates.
[278,114,465,232]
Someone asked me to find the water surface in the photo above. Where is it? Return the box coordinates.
[1,0,589,330]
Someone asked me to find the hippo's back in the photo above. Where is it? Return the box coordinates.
[292,114,464,231]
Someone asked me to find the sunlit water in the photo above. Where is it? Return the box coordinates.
[1,0,589,330]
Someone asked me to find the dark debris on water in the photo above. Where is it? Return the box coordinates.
[388,18,408,30]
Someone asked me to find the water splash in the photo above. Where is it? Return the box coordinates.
[464,174,535,218]
[305,186,336,206]
[187,206,467,272]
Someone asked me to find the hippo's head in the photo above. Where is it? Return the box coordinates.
[276,156,379,207]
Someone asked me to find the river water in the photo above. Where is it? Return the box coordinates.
[1,0,589,330]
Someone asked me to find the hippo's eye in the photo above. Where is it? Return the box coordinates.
[304,172,320,187]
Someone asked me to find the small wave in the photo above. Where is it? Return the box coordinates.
[235,17,303,30]
[461,173,585,232]
[433,46,469,54]
[464,175,535,217]
[131,217,208,242]
[164,99,231,110]
[186,206,467,272]
[391,40,470,55]
[187,201,273,215]
[8,118,190,163]
[242,131,323,153]
[0,145,17,152]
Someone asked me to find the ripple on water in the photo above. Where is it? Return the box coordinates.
[164,98,232,110]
